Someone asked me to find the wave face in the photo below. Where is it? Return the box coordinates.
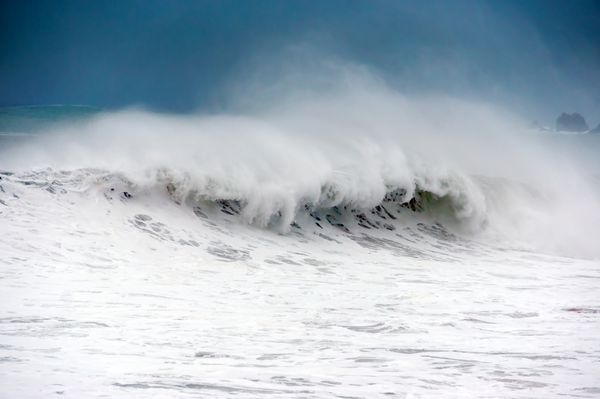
[2,89,600,398]
[0,166,487,257]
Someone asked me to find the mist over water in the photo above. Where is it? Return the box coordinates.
[2,70,599,258]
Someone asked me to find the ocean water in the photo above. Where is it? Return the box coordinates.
[1,100,599,399]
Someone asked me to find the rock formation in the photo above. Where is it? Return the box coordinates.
[556,113,589,132]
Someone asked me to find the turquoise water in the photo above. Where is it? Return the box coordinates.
[0,105,101,134]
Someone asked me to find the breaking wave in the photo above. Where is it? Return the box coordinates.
[1,83,600,258]
[1,165,483,229]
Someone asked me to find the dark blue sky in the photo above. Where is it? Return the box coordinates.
[1,0,599,123]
